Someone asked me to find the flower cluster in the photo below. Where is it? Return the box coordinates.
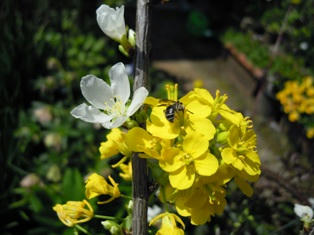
[100,84,261,226]
[276,76,314,138]
[53,173,121,227]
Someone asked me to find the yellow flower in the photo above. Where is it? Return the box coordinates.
[85,173,120,204]
[181,88,244,126]
[174,180,226,225]
[99,128,131,159]
[146,85,216,140]
[149,212,185,235]
[53,200,94,227]
[125,127,166,159]
[221,124,261,177]
[159,133,218,190]
[306,127,314,139]
[118,161,132,181]
[288,111,299,122]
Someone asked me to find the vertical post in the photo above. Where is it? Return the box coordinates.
[132,0,150,234]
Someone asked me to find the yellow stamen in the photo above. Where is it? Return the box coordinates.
[165,83,179,101]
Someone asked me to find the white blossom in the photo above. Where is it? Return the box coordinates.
[96,4,126,42]
[71,62,148,129]
[147,205,162,222]
[294,203,313,222]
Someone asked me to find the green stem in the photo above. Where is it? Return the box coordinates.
[94,215,123,221]
[120,194,132,200]
[74,224,91,235]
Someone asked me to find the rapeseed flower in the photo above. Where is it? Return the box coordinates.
[85,173,120,204]
[159,133,218,190]
[53,200,94,227]
[276,77,314,133]
[149,212,185,235]
[221,124,261,177]
[99,128,131,159]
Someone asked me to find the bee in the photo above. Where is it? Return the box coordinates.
[160,100,185,122]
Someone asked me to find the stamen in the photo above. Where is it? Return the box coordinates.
[165,83,179,101]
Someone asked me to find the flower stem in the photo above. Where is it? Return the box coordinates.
[74,225,91,235]
[94,215,123,221]
[120,194,132,200]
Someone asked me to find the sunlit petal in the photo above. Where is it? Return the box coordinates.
[80,75,113,109]
[71,103,112,123]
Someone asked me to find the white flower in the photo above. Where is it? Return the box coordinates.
[71,62,148,129]
[294,203,313,222]
[96,4,126,42]
[147,205,162,222]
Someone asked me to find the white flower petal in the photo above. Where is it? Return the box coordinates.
[294,204,313,219]
[96,4,126,41]
[102,116,127,129]
[71,103,112,123]
[308,198,314,208]
[80,75,113,110]
[109,62,130,105]
[127,87,149,116]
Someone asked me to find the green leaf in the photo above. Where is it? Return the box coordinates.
[61,168,85,201]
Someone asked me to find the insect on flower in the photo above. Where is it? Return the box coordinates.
[162,100,185,122]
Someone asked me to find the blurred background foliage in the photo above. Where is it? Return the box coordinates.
[0,0,313,234]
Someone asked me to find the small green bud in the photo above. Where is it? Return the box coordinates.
[128,29,136,48]
[124,119,139,129]
[216,131,229,143]
[126,200,133,214]
[101,220,122,235]
[118,44,129,57]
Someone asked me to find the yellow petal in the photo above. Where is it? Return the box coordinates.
[235,177,253,197]
[183,133,208,158]
[99,141,119,159]
[221,148,236,164]
[159,148,185,172]
[169,166,195,190]
[227,125,241,147]
[219,104,243,126]
[125,127,151,152]
[194,88,214,103]
[190,203,211,225]
[145,96,160,106]
[242,159,261,176]
[246,151,261,165]
[146,106,179,139]
[126,127,161,159]
[176,205,191,217]
[232,158,244,171]
[185,99,211,118]
[85,173,108,199]
[186,116,216,141]
[194,152,219,176]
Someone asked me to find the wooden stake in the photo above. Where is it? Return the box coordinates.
[132,0,151,234]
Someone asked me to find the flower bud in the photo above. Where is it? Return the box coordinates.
[96,4,126,42]
[101,220,122,235]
